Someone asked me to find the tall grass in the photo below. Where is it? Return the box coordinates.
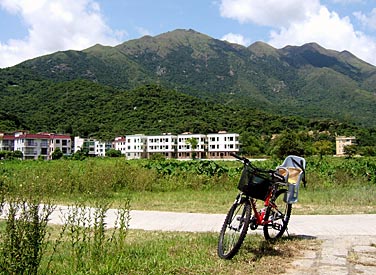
[0,158,235,202]
[40,200,130,274]
[0,196,130,275]
[0,196,54,274]
[0,156,375,213]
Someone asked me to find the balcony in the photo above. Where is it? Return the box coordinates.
[25,141,37,147]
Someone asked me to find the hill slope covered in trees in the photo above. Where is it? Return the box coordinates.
[1,29,376,156]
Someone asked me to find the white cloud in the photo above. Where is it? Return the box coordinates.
[221,33,250,46]
[0,0,125,68]
[268,6,376,65]
[219,0,376,65]
[354,8,376,31]
[219,0,321,27]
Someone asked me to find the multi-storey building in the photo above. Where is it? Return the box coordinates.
[177,133,207,159]
[95,140,112,157]
[12,132,71,160]
[206,132,240,159]
[49,133,72,157]
[113,137,127,154]
[113,135,147,159]
[0,133,15,151]
[74,137,96,156]
[146,134,177,159]
[74,136,111,157]
[335,136,356,156]
[1,131,241,160]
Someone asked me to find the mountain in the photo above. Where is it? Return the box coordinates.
[1,28,376,133]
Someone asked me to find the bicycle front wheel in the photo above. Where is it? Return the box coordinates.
[217,198,251,259]
[263,189,292,240]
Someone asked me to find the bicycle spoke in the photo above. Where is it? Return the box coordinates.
[218,200,251,259]
[263,189,292,240]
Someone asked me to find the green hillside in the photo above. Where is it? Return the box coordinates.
[0,79,304,139]
[1,28,376,149]
[5,29,375,128]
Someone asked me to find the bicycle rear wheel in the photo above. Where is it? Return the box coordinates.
[263,189,291,240]
[217,197,251,259]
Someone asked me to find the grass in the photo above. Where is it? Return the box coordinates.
[3,157,375,215]
[38,228,320,275]
[1,156,375,274]
[122,186,376,215]
[0,217,321,275]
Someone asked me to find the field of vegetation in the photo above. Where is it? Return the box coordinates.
[0,156,375,274]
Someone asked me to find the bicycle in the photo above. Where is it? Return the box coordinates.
[217,152,306,259]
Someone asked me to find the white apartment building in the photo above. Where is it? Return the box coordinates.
[95,140,112,157]
[177,133,207,159]
[113,137,127,154]
[207,132,240,159]
[13,132,71,160]
[147,134,177,159]
[113,135,147,159]
[0,133,15,151]
[2,131,241,160]
[335,136,356,156]
[49,133,72,156]
[74,136,111,157]
[74,137,96,156]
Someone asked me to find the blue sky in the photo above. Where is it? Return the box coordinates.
[0,0,376,68]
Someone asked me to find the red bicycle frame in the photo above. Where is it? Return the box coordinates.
[249,188,276,226]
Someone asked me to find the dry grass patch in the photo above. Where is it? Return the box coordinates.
[122,230,321,275]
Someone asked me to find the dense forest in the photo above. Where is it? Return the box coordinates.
[1,80,376,157]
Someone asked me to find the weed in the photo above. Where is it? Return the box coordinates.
[0,196,55,275]
[42,199,130,274]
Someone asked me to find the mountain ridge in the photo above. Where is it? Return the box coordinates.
[1,28,376,131]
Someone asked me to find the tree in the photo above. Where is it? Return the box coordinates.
[344,144,357,159]
[313,140,334,158]
[13,150,23,159]
[185,137,198,159]
[106,149,122,157]
[359,146,376,156]
[269,131,307,159]
[51,148,63,160]
[240,133,265,156]
[70,150,87,160]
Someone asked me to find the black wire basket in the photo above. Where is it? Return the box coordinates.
[237,164,272,200]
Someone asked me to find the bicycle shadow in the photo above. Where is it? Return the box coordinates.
[240,234,317,261]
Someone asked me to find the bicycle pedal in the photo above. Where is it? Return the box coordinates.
[272,223,282,230]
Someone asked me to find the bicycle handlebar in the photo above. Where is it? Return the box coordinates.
[230,152,286,183]
[230,152,248,163]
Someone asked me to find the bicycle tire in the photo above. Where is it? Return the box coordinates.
[263,189,292,240]
[217,198,251,259]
